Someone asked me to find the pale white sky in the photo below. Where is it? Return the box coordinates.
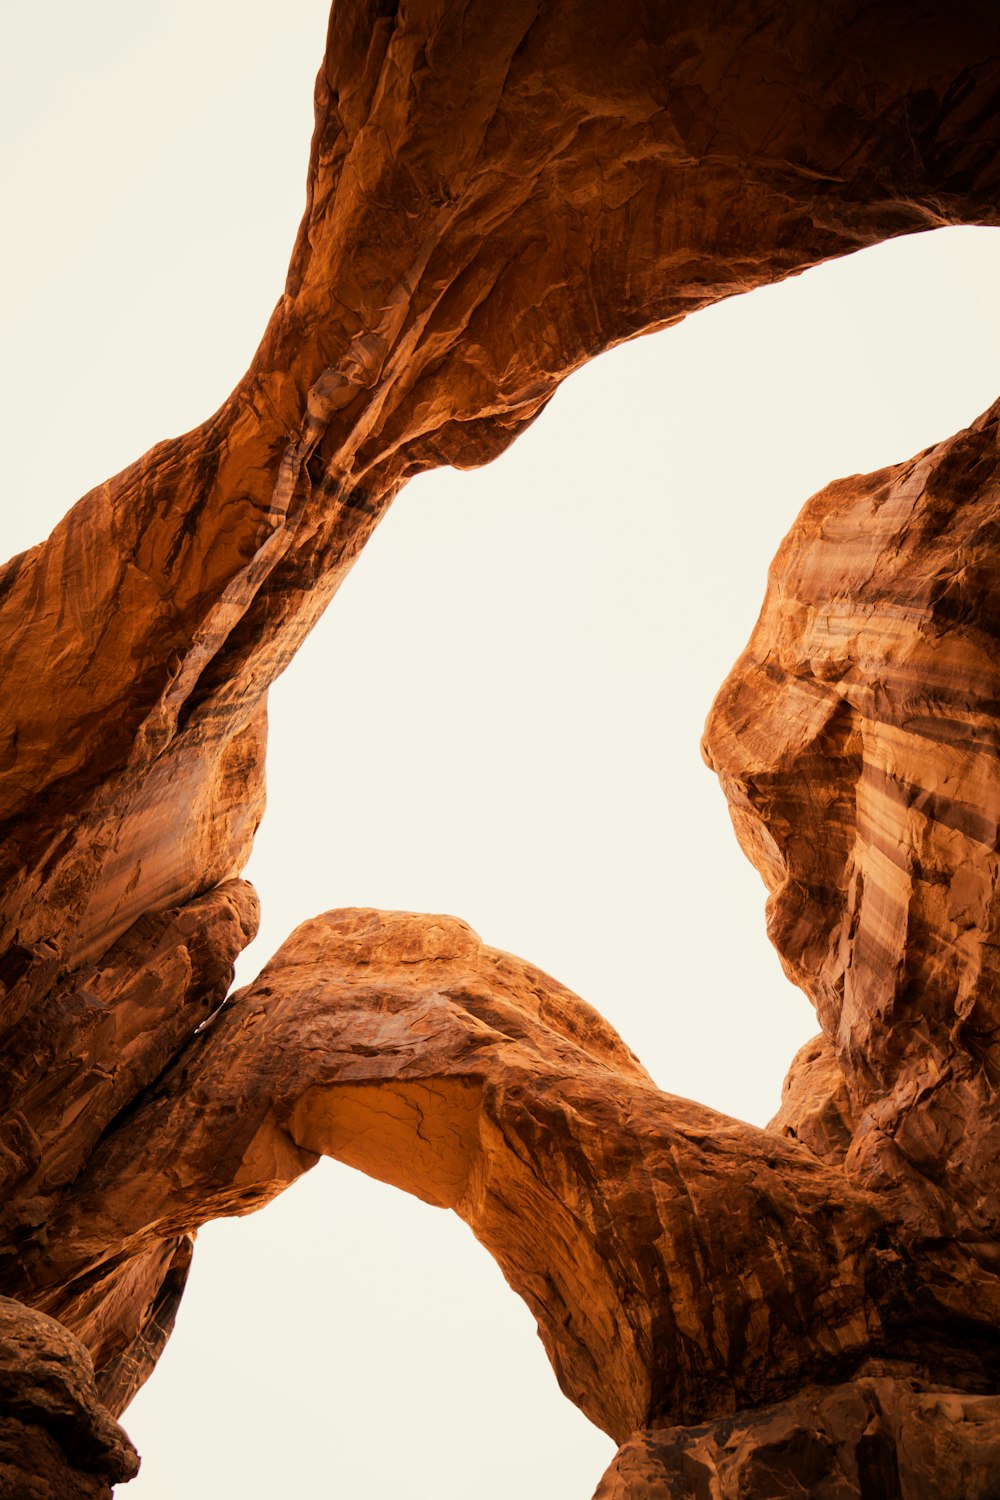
[4,7,1000,1498]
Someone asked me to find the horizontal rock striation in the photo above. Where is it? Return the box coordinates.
[2,0,1000,1493]
[704,400,1000,1342]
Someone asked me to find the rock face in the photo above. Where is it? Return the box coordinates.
[2,911,893,1445]
[0,1297,137,1499]
[2,0,1000,1494]
[703,402,1000,1335]
[593,1378,1000,1499]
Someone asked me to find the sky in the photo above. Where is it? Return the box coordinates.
[3,6,1000,1499]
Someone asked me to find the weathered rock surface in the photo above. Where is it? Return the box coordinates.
[3,0,998,1045]
[704,399,1000,1336]
[4,910,898,1444]
[593,1377,1000,1499]
[0,880,258,1424]
[0,1296,137,1499]
[2,0,1000,1494]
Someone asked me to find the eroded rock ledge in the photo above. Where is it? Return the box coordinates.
[2,1,1000,1494]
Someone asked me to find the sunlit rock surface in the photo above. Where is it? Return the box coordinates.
[1,0,1000,1494]
[704,401,1000,1323]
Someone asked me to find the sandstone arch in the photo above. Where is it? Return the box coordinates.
[2,2,1000,1493]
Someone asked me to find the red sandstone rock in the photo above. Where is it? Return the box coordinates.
[703,401,1000,1334]
[0,881,258,1418]
[769,1033,856,1166]
[0,1296,137,1498]
[592,1378,1000,1499]
[3,0,998,1040]
[7,911,893,1442]
[1,1,1000,1494]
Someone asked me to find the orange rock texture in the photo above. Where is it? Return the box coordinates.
[703,399,1000,1345]
[6,911,892,1445]
[593,1378,1000,1499]
[2,1,1000,1494]
[0,1297,137,1499]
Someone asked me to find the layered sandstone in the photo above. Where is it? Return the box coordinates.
[0,1297,137,1499]
[704,401,1000,1316]
[2,1,1000,1494]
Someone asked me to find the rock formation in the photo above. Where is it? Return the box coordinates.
[703,399,1000,1352]
[2,0,1000,1494]
[0,1298,136,1500]
[593,1379,1000,1499]
[5,910,894,1445]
